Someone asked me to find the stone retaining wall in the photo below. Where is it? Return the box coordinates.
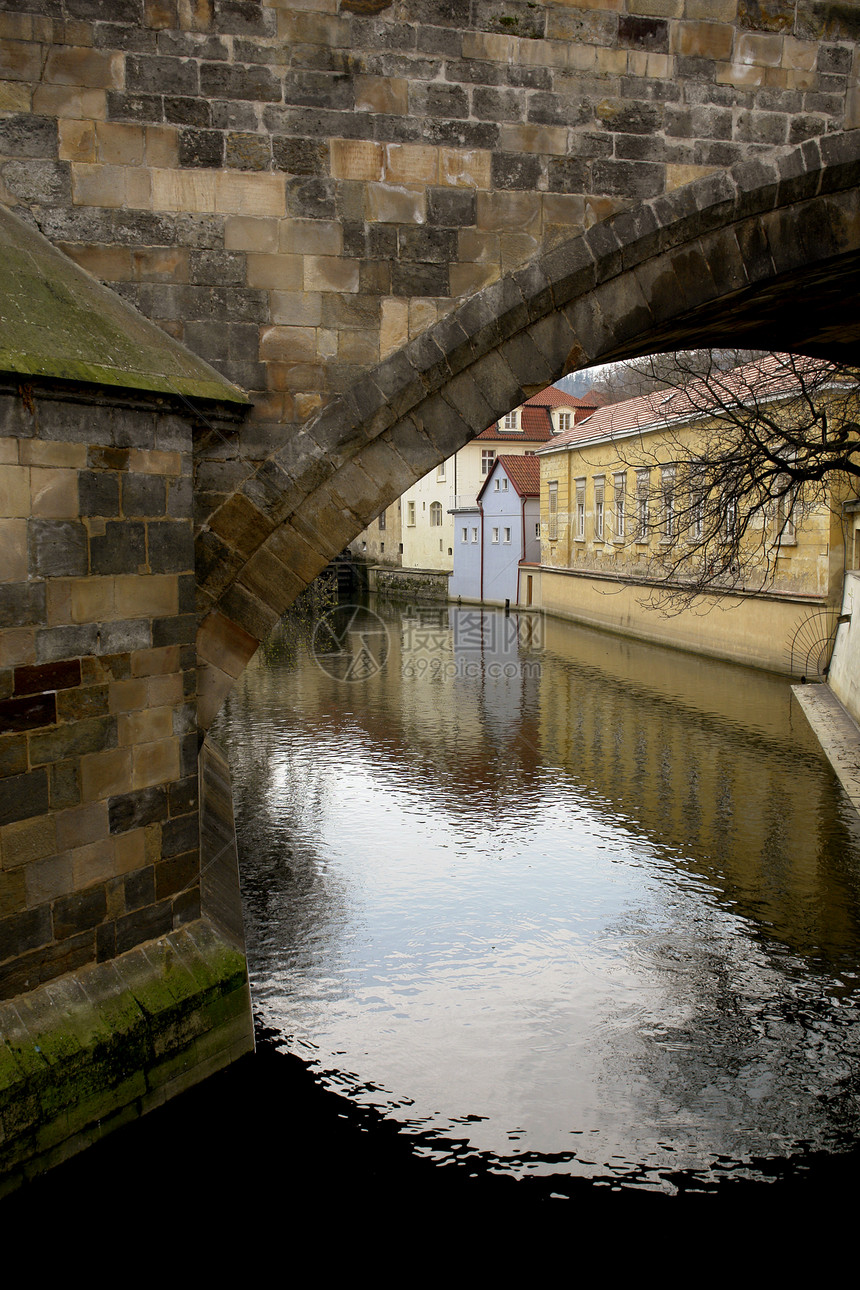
[0,380,243,1000]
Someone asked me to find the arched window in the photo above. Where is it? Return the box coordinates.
[430,501,442,526]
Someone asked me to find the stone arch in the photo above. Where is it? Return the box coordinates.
[196,131,860,726]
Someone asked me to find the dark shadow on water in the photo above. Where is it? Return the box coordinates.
[4,1021,858,1237]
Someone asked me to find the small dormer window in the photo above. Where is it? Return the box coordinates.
[502,411,518,430]
[557,411,571,432]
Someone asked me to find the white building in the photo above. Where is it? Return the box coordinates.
[399,387,602,573]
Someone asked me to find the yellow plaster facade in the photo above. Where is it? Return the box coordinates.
[535,368,859,674]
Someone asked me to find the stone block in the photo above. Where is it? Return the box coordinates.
[365,182,425,224]
[69,838,117,890]
[132,736,180,791]
[146,522,194,575]
[224,215,279,253]
[215,170,286,217]
[25,854,75,908]
[0,520,27,583]
[44,46,123,90]
[30,468,79,520]
[28,520,88,580]
[131,645,181,678]
[56,683,110,723]
[0,692,56,734]
[0,465,29,519]
[439,147,492,189]
[674,20,734,60]
[245,252,302,290]
[225,131,272,171]
[55,802,109,851]
[0,812,56,868]
[330,138,384,182]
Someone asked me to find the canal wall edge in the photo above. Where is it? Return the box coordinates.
[0,914,254,1195]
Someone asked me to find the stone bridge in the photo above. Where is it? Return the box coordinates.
[2,0,860,1184]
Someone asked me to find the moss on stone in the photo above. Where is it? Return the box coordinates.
[0,205,248,405]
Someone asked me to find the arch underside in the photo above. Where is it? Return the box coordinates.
[196,132,860,726]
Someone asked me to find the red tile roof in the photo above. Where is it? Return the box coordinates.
[475,404,553,441]
[524,386,608,410]
[537,354,842,454]
[476,385,608,440]
[477,454,541,502]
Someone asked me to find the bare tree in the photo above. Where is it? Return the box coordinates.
[588,351,860,609]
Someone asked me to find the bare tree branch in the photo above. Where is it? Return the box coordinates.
[577,351,860,612]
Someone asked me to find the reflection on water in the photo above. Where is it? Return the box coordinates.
[211,599,860,1192]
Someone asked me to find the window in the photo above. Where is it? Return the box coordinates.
[482,449,496,475]
[492,527,500,544]
[535,521,541,539]
[502,478,508,491]
[430,501,442,526]
[557,411,571,432]
[437,460,446,481]
[471,527,478,543]
[594,476,605,541]
[461,527,468,543]
[494,479,500,491]
[503,527,511,543]
[724,493,738,540]
[407,501,416,526]
[575,478,585,540]
[637,470,649,542]
[661,467,675,541]
[690,490,703,540]
[775,479,797,544]
[548,481,558,542]
[378,510,386,531]
[502,411,518,430]
[613,471,625,541]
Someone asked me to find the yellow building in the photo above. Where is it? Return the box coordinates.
[535,356,860,675]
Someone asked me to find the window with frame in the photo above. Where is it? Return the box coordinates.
[535,521,540,539]
[378,510,386,531]
[548,481,558,541]
[482,449,496,475]
[637,470,650,542]
[613,471,625,541]
[461,527,468,543]
[407,501,416,526]
[502,411,518,430]
[492,527,500,544]
[575,478,585,540]
[557,411,571,432]
[502,478,508,491]
[775,478,797,544]
[503,527,511,544]
[594,476,605,541]
[430,501,442,526]
[724,492,738,540]
[437,460,446,481]
[471,527,478,543]
[691,486,705,540]
[661,467,675,541]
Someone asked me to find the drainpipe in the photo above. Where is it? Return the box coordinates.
[479,501,484,602]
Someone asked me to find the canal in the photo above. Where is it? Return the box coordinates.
[8,593,860,1225]
[212,597,860,1197]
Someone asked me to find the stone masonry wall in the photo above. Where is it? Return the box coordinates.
[0,381,235,1000]
[2,1,860,525]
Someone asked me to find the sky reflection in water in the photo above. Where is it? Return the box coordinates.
[212,600,860,1192]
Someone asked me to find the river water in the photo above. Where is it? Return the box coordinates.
[211,597,860,1197]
